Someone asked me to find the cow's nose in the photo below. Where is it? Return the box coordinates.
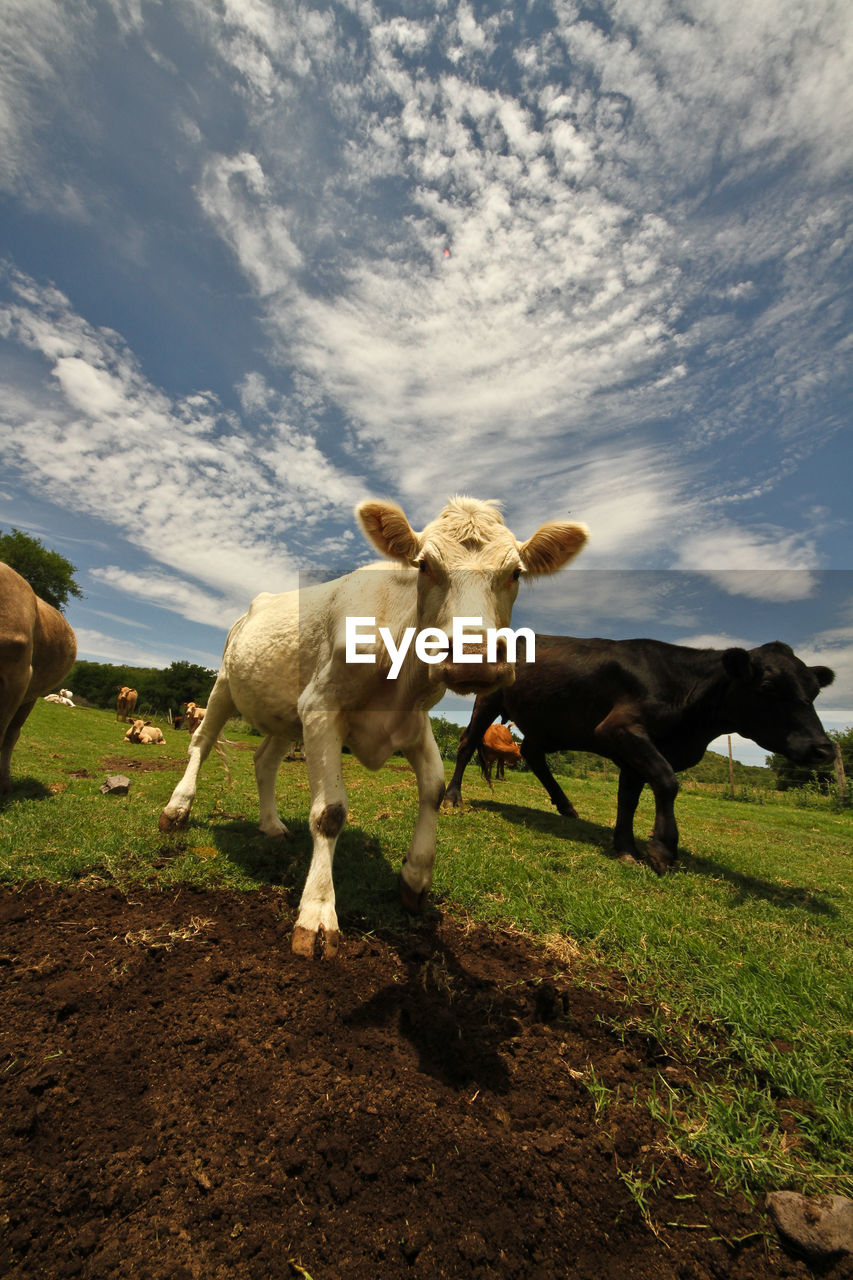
[438,656,515,694]
[789,736,835,766]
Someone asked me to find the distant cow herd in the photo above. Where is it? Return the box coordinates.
[0,498,838,958]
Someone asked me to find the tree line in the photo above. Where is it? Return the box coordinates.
[67,660,218,717]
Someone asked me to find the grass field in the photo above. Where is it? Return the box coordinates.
[2,699,851,1199]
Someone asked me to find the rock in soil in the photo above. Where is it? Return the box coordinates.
[767,1191,853,1261]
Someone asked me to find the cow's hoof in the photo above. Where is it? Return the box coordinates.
[645,842,676,876]
[158,809,187,832]
[291,925,339,960]
[259,822,291,840]
[398,874,429,915]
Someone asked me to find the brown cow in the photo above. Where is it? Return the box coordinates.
[0,562,77,794]
[477,722,521,786]
[184,702,206,734]
[124,719,165,745]
[116,686,138,722]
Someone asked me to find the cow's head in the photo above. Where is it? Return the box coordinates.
[721,642,835,766]
[358,495,587,694]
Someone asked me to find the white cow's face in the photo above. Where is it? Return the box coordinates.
[412,543,523,693]
[358,495,588,695]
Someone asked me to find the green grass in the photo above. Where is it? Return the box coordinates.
[3,700,852,1196]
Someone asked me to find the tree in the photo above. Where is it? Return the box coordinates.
[0,527,83,612]
[429,714,465,759]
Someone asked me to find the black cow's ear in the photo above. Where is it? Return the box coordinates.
[811,665,835,689]
[722,648,754,682]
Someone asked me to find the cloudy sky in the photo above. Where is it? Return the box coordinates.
[1,0,851,761]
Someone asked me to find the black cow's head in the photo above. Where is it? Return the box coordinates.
[721,641,835,766]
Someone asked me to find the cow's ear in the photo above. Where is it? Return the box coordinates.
[811,665,835,689]
[722,648,756,682]
[357,500,420,564]
[519,521,588,577]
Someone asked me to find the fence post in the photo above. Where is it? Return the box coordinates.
[834,742,849,805]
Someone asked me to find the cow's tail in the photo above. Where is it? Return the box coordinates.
[213,737,233,787]
[476,745,494,790]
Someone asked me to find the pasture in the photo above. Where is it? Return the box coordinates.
[1,700,851,1278]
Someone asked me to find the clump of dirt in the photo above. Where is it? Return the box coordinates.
[0,885,845,1280]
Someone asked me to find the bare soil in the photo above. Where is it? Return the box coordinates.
[0,884,847,1280]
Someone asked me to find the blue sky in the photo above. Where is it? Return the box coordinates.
[1,0,851,763]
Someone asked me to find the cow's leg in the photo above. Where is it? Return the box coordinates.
[292,702,347,959]
[0,698,36,795]
[399,717,446,914]
[444,690,504,806]
[0,633,34,795]
[595,720,679,873]
[520,738,579,818]
[496,758,505,782]
[253,735,293,836]
[613,768,644,862]
[158,676,237,830]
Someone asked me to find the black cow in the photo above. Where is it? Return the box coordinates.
[445,636,835,873]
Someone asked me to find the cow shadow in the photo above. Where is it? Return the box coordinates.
[677,850,841,918]
[341,913,517,1094]
[470,799,840,918]
[0,777,52,807]
[471,797,614,853]
[204,816,407,931]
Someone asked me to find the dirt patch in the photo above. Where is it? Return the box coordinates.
[101,755,186,774]
[0,885,845,1280]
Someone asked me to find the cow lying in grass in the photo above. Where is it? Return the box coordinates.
[124,719,166,745]
[1,562,77,795]
[159,496,588,957]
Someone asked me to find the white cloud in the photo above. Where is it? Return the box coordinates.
[515,570,700,634]
[72,626,217,669]
[0,267,367,609]
[676,528,820,600]
[678,633,753,651]
[90,566,240,631]
[0,1,93,209]
[197,153,303,297]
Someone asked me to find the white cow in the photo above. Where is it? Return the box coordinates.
[159,496,588,957]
